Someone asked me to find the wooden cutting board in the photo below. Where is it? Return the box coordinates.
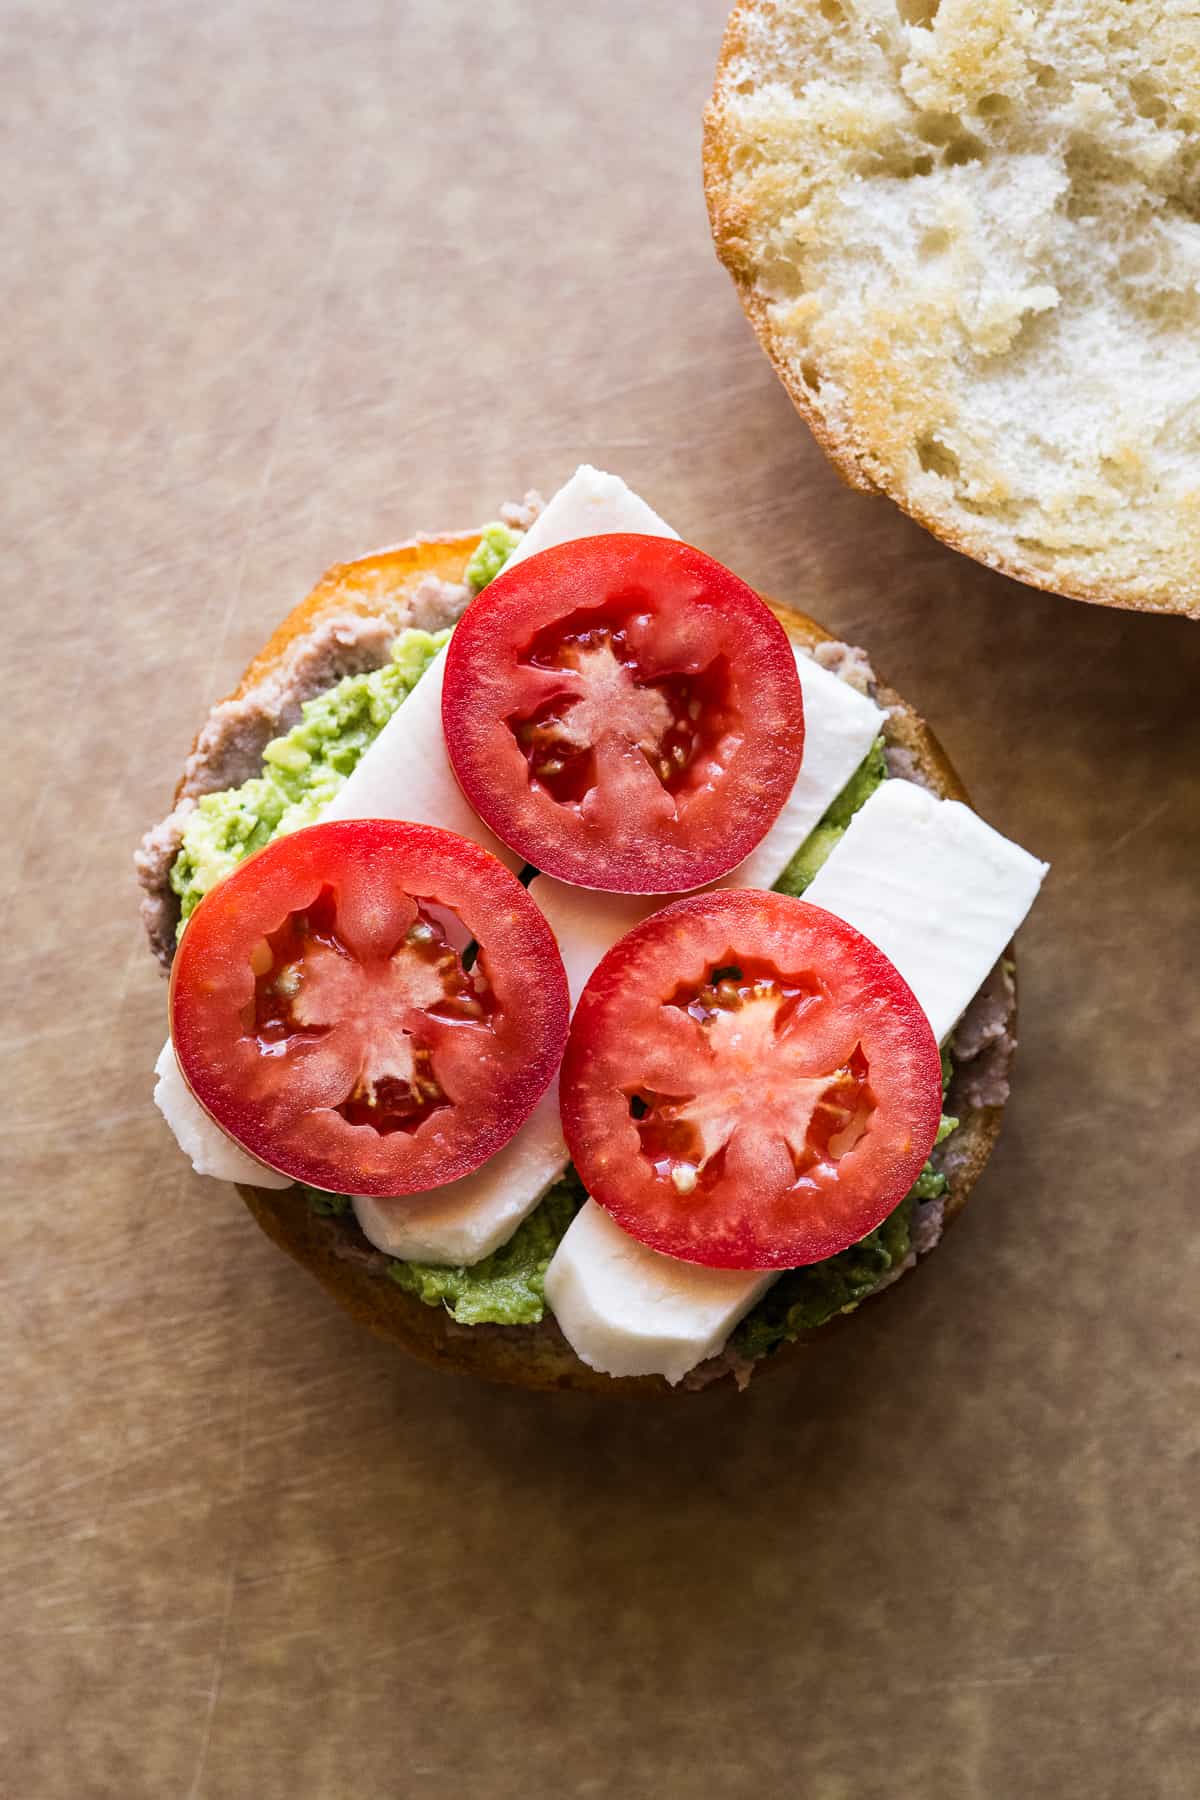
[4,2,1197,1794]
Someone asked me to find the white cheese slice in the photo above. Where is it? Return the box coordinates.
[544,778,1047,1384]
[525,886,649,1007]
[352,1087,566,1264]
[507,471,884,898]
[720,652,883,890]
[321,647,519,867]
[528,651,883,1004]
[804,778,1048,1045]
[153,1040,292,1189]
[501,464,678,569]
[544,1209,766,1387]
[532,671,889,1378]
[542,1201,774,1386]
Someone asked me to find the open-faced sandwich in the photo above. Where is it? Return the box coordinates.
[137,467,1047,1392]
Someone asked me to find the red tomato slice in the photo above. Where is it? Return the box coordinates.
[560,890,942,1269]
[170,821,569,1197]
[441,534,804,893]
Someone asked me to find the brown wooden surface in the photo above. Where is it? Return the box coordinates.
[4,3,1198,1795]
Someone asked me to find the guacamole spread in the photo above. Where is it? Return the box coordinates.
[386,1173,584,1325]
[184,603,962,1350]
[465,522,522,594]
[297,1173,585,1326]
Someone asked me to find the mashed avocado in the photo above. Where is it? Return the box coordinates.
[386,1173,584,1325]
[298,1175,584,1326]
[465,522,522,594]
[170,628,449,931]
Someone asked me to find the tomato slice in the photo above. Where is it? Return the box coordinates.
[559,890,942,1269]
[170,821,569,1197]
[441,535,804,893]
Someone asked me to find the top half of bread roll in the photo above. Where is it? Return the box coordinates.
[705,0,1200,618]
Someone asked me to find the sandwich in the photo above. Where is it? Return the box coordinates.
[137,466,1047,1393]
[704,0,1200,617]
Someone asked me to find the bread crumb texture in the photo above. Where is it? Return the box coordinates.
[706,0,1200,614]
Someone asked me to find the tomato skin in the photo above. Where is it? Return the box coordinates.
[441,534,804,894]
[170,821,569,1197]
[560,890,942,1270]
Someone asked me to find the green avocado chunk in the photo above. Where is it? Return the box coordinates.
[465,522,522,594]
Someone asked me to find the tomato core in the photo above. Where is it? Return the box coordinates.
[508,602,734,810]
[623,958,880,1200]
[246,887,497,1136]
